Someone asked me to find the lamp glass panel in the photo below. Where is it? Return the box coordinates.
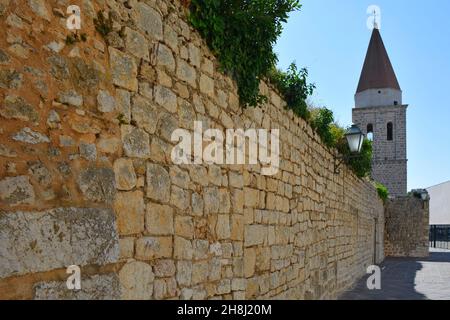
[347,134,362,153]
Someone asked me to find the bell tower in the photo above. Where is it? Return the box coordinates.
[352,26,407,197]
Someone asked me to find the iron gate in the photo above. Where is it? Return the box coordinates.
[429,225,450,249]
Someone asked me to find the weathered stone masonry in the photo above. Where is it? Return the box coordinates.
[0,0,384,299]
[384,196,429,258]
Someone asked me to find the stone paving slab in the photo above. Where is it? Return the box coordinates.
[339,249,450,300]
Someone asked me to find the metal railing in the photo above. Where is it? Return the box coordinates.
[429,225,450,250]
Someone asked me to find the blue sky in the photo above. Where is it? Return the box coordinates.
[274,0,450,190]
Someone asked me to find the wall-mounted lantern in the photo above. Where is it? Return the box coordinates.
[334,125,365,174]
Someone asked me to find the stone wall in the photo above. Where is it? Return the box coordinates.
[0,0,384,299]
[384,196,429,257]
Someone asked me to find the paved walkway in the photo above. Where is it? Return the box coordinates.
[339,249,450,300]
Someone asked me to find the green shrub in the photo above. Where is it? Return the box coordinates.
[94,10,113,38]
[268,63,315,119]
[375,182,389,202]
[188,2,373,179]
[65,33,88,45]
[346,139,373,178]
[335,127,373,178]
[309,107,335,147]
[189,0,301,107]
[299,105,373,178]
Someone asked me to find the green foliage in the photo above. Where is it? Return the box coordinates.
[346,139,373,178]
[65,33,88,45]
[268,63,315,119]
[307,107,372,177]
[65,34,76,45]
[309,107,335,147]
[375,182,389,202]
[94,10,113,37]
[334,131,372,178]
[188,2,373,179]
[189,0,301,107]
[117,113,127,125]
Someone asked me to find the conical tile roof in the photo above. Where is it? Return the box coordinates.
[356,28,401,93]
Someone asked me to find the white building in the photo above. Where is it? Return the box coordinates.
[427,181,450,225]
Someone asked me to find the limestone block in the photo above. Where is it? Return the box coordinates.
[230,215,244,241]
[244,187,259,208]
[177,59,197,87]
[34,274,120,300]
[97,90,116,113]
[176,261,192,287]
[1,95,38,122]
[203,187,220,214]
[0,175,35,206]
[134,2,163,40]
[0,207,119,278]
[135,236,172,259]
[78,167,116,203]
[153,259,176,277]
[119,237,134,259]
[57,90,83,107]
[191,192,204,216]
[121,125,151,158]
[192,261,208,285]
[174,236,193,260]
[114,191,144,235]
[170,185,189,210]
[188,43,201,68]
[216,279,231,295]
[193,239,209,260]
[79,142,97,161]
[146,163,170,203]
[146,202,174,235]
[154,85,177,113]
[119,261,154,300]
[243,248,256,278]
[116,89,131,123]
[132,95,158,133]
[28,0,50,21]
[199,74,214,97]
[157,43,175,72]
[109,47,138,91]
[208,258,222,281]
[244,225,266,247]
[12,127,50,144]
[113,158,137,191]
[216,214,231,240]
[175,216,194,239]
[124,27,149,60]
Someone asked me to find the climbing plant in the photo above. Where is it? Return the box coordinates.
[309,108,373,178]
[375,182,389,202]
[189,0,301,106]
[268,63,315,119]
[188,1,373,179]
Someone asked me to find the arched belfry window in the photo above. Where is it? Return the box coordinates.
[367,124,374,141]
[387,122,393,141]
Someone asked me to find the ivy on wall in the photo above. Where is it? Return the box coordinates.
[375,182,389,202]
[188,0,373,178]
[310,108,373,178]
[189,0,302,107]
[268,63,315,119]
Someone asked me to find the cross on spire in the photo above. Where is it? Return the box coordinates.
[373,9,379,29]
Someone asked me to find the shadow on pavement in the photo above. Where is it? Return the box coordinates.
[339,249,450,300]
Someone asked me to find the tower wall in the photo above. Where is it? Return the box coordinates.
[353,104,408,197]
[355,88,402,108]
